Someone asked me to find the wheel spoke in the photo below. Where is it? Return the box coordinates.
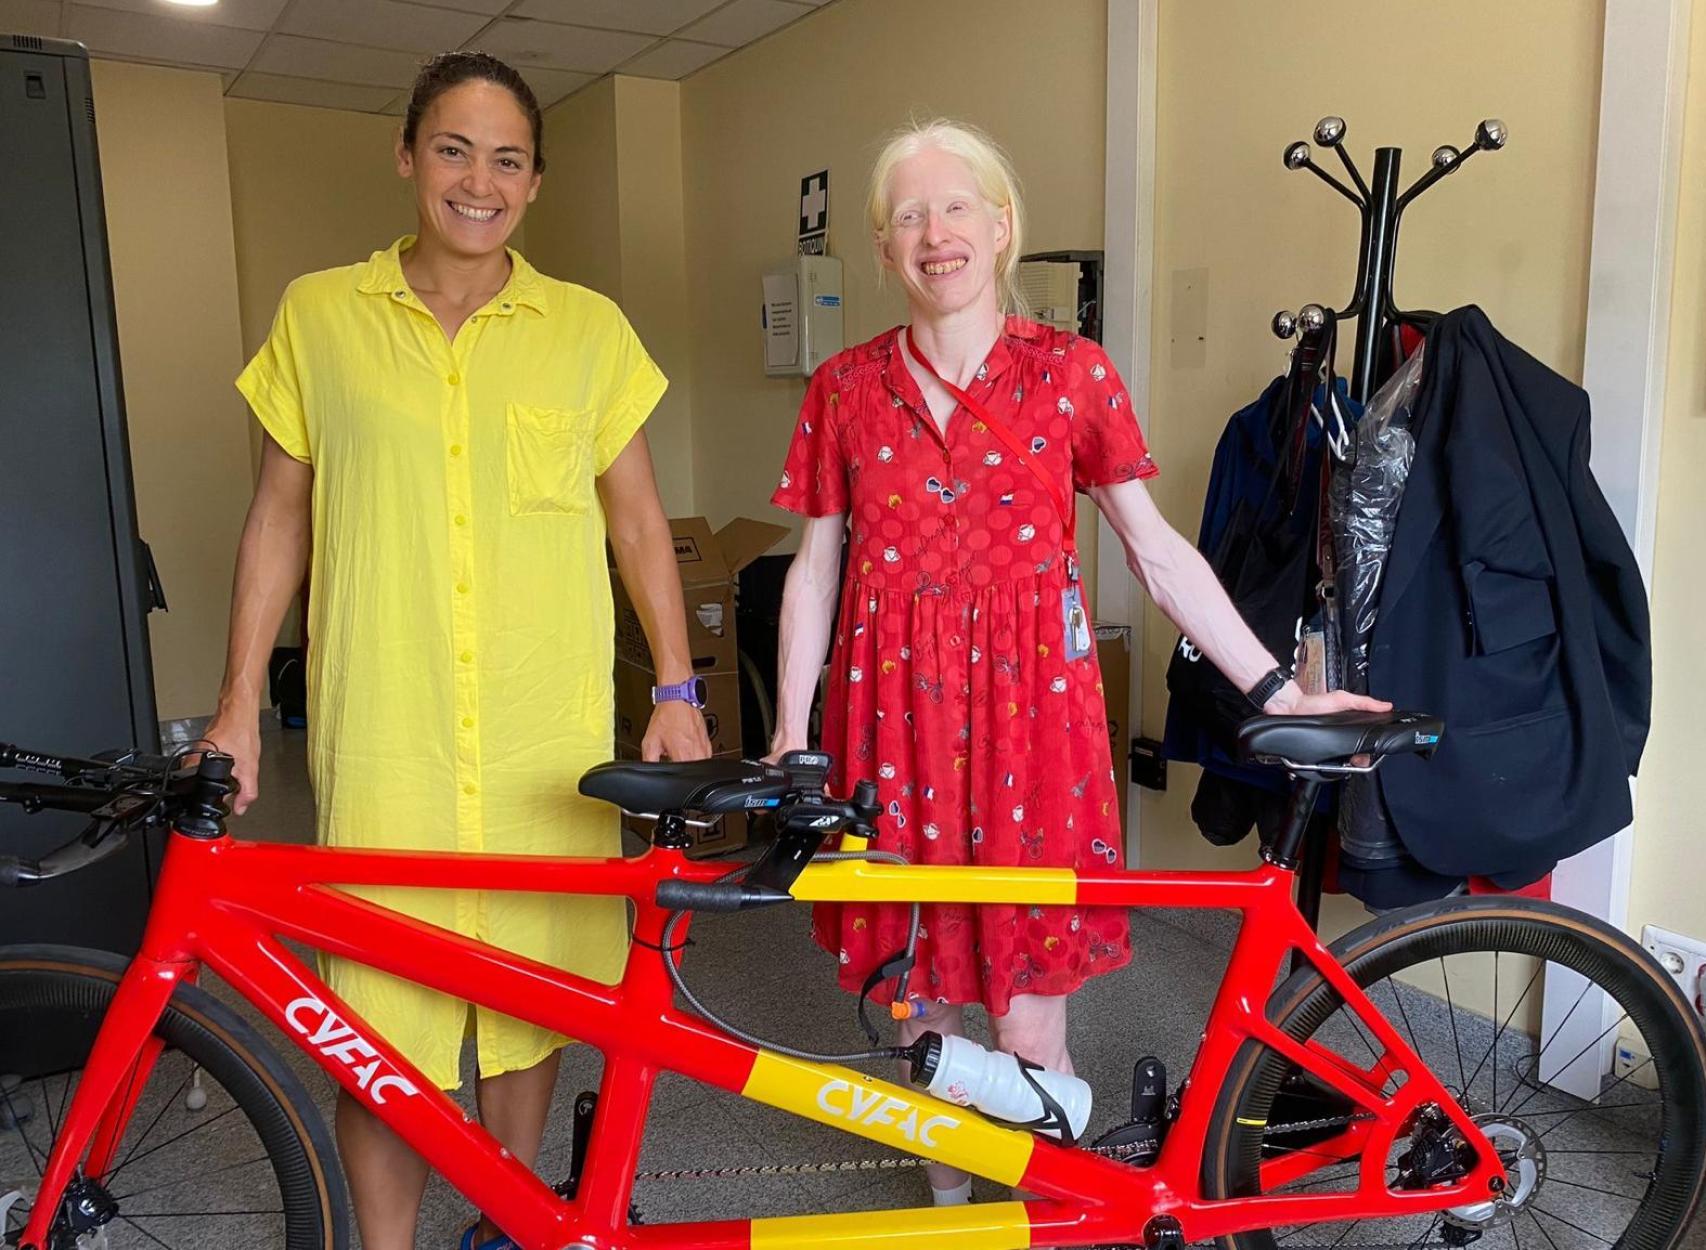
[1384,977,1427,1074]
[111,1153,272,1202]
[1440,959,1468,1094]
[118,1213,181,1250]
[1529,980,1593,1075]
[1404,1213,1442,1250]
[1504,1014,1627,1120]
[1529,1204,1616,1247]
[121,1209,284,1218]
[1533,1055,1654,1141]
[1466,962,1541,1114]
[106,1059,198,1184]
[1541,1174,1646,1203]
[2,1078,46,1177]
[1526,1208,1564,1250]
[101,1104,240,1184]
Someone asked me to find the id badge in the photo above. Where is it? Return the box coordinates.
[1062,584,1093,661]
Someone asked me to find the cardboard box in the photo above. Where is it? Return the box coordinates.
[1095,623,1132,833]
[612,517,787,677]
[614,663,742,756]
[611,516,787,854]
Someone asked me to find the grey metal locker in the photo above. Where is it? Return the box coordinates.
[1,35,164,953]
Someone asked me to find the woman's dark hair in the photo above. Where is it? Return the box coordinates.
[402,51,546,173]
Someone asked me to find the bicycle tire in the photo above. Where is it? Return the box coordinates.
[1202,897,1706,1250]
[0,944,347,1250]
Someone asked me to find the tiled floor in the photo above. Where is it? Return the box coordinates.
[4,717,1701,1249]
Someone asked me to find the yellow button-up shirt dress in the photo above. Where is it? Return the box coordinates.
[237,237,665,1090]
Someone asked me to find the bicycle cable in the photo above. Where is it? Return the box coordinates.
[659,850,920,1065]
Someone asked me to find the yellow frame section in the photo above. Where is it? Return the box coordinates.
[749,1201,1033,1248]
[789,860,1078,905]
[742,1052,1035,1186]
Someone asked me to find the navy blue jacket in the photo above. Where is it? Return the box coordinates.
[1371,307,1651,878]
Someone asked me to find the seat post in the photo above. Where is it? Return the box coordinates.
[1263,776,1323,872]
[652,813,692,851]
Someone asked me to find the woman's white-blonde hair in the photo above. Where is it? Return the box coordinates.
[866,118,1027,315]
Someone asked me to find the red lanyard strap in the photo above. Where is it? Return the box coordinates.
[902,329,1076,551]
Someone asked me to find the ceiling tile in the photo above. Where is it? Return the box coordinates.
[516,65,594,106]
[73,0,289,29]
[66,5,266,69]
[380,91,409,115]
[228,71,403,113]
[473,17,653,73]
[392,0,509,13]
[678,0,809,47]
[511,0,724,37]
[617,38,725,79]
[251,33,426,88]
[0,0,60,38]
[279,0,490,56]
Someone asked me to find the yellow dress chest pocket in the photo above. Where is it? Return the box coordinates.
[506,403,595,516]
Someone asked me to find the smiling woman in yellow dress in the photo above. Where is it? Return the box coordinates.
[204,52,711,1250]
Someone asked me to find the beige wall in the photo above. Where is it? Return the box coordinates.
[1627,0,1706,942]
[680,0,1109,533]
[527,76,694,513]
[1138,0,1607,941]
[529,77,622,304]
[224,98,415,366]
[613,77,695,516]
[90,61,253,722]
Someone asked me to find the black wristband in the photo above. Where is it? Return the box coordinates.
[1245,665,1291,711]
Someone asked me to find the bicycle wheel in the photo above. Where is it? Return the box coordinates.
[1203,898,1706,1250]
[0,945,347,1250]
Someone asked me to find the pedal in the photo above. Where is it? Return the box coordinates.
[553,1091,599,1201]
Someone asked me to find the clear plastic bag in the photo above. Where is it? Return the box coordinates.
[1332,343,1425,696]
[1331,344,1425,871]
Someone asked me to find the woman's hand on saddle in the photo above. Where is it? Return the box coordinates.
[642,702,712,762]
[1263,682,1392,717]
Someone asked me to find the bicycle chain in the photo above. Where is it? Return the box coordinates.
[632,1114,1371,1182]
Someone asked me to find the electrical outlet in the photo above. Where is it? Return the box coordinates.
[1641,924,1706,1018]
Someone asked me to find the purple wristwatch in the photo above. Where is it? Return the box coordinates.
[651,677,708,709]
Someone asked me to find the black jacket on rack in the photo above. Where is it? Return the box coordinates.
[1371,306,1650,881]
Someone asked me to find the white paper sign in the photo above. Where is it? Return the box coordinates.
[762,270,798,370]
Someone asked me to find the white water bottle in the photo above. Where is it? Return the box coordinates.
[908,1032,1092,1143]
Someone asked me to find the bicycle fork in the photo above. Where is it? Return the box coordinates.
[16,955,188,1250]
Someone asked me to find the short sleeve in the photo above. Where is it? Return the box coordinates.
[592,307,669,476]
[770,366,848,517]
[236,285,312,463]
[1070,341,1158,491]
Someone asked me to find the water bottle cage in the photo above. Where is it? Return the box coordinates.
[1014,1055,1078,1147]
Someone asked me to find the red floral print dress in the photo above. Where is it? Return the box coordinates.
[771,317,1159,1014]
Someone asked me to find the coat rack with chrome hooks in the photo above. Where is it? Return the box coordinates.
[1271,115,1508,406]
[1263,115,1506,944]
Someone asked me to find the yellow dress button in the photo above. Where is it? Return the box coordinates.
[460,650,473,664]
[450,444,463,457]
[454,514,467,526]
[464,783,478,797]
[462,717,475,729]
[456,583,469,595]
[447,372,461,386]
